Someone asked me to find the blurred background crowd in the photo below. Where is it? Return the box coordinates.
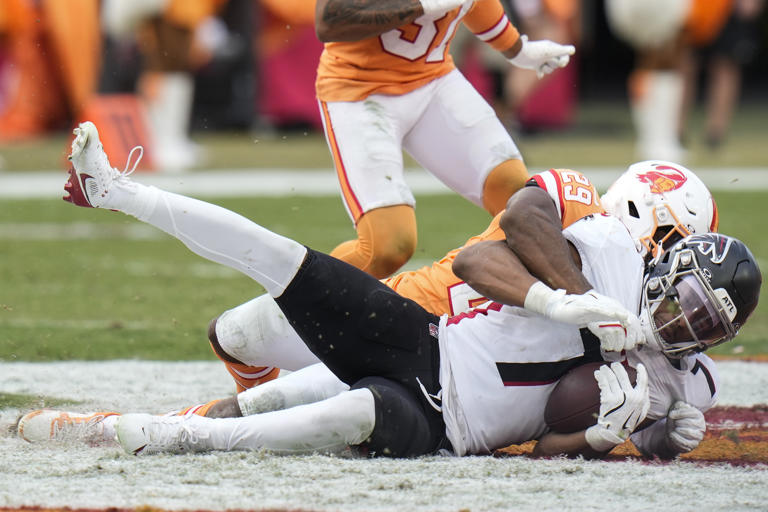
[0,0,765,172]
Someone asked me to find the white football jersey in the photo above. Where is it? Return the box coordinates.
[627,349,719,455]
[628,349,719,422]
[438,214,644,455]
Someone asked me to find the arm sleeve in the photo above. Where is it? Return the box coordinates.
[463,0,520,52]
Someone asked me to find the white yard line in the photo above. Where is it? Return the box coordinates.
[0,360,766,512]
[1,168,767,199]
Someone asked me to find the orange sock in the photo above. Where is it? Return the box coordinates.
[482,158,529,215]
[174,362,280,417]
[330,205,417,279]
[177,399,223,417]
[208,338,280,393]
[222,361,280,393]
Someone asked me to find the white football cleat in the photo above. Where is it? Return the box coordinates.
[116,413,209,455]
[64,121,142,209]
[17,409,119,445]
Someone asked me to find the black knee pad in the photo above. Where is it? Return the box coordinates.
[352,377,445,458]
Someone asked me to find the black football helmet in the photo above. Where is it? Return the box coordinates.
[641,233,762,358]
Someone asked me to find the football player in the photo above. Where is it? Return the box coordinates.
[21,122,761,459]
[313,0,574,279]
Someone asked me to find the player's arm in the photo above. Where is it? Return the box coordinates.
[532,431,602,459]
[454,191,642,351]
[534,418,657,458]
[457,177,643,351]
[452,185,590,304]
[630,402,707,459]
[463,1,574,78]
[501,185,592,294]
[315,0,463,41]
[452,240,538,307]
[453,240,632,329]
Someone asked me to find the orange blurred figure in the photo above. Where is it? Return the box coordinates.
[0,0,101,141]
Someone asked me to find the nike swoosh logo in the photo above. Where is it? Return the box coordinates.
[79,173,94,201]
[133,426,148,455]
[622,410,638,431]
[78,173,93,189]
[606,392,626,417]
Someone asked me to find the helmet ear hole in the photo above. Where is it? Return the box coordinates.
[627,201,640,219]
[653,226,672,243]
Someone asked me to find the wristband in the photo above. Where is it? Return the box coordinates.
[419,0,464,15]
[523,281,557,316]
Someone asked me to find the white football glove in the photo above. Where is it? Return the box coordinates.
[419,0,465,15]
[585,362,650,452]
[587,313,645,353]
[665,401,706,453]
[508,35,575,78]
[524,282,644,352]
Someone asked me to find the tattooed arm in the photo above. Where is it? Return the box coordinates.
[315,0,425,41]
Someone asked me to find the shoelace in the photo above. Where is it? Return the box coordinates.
[52,415,104,441]
[148,418,208,452]
[119,145,144,179]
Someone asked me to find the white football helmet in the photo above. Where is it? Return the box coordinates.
[602,161,719,260]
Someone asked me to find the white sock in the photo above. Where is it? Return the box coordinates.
[113,183,307,296]
[145,72,198,171]
[203,388,376,453]
[631,71,686,161]
[237,363,349,416]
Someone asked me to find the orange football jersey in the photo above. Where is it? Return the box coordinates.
[384,168,604,315]
[316,0,520,102]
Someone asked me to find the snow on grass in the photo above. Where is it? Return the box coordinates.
[1,360,767,511]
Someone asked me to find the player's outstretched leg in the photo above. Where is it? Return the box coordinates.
[117,388,375,456]
[17,409,120,445]
[64,121,306,297]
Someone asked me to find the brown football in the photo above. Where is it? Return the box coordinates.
[544,362,637,433]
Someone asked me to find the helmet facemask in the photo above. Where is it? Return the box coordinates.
[636,203,692,261]
[642,247,737,358]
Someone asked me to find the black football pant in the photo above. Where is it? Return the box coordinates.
[274,248,450,457]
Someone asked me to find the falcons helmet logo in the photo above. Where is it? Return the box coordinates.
[687,233,734,265]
